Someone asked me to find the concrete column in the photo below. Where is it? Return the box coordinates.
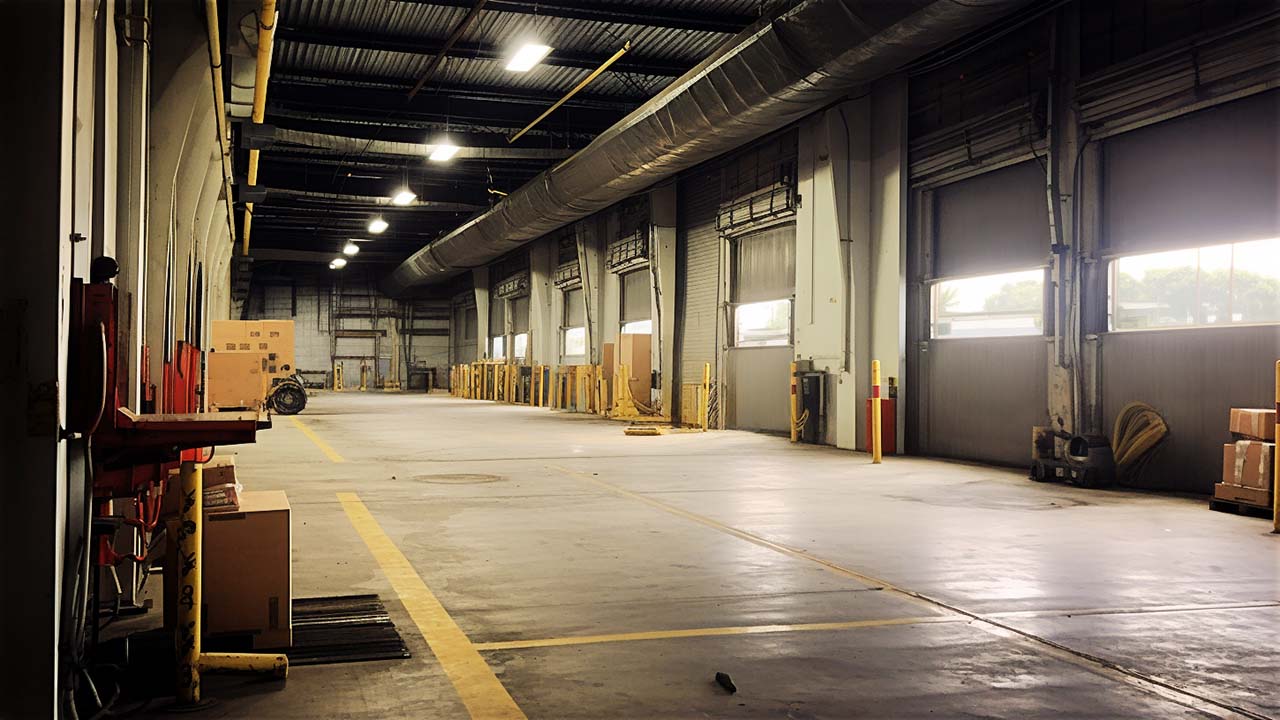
[115,0,150,409]
[529,237,556,364]
[576,219,607,364]
[650,184,678,413]
[472,267,490,358]
[795,100,870,450]
[869,76,909,450]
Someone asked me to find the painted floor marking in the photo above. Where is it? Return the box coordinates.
[338,492,525,720]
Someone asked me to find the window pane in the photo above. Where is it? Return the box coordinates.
[513,333,528,359]
[1231,239,1280,324]
[621,320,652,335]
[1110,239,1280,330]
[564,287,584,326]
[563,326,586,356]
[491,336,505,360]
[734,299,790,347]
[931,269,1044,338]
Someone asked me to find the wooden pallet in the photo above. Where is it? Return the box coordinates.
[1209,498,1274,520]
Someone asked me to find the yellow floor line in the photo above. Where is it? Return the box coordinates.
[290,416,345,463]
[474,615,958,652]
[338,493,525,720]
[547,465,1251,719]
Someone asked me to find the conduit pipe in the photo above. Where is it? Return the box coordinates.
[242,0,277,256]
[385,0,1038,295]
[204,0,236,248]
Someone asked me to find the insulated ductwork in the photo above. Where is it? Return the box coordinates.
[385,0,1037,295]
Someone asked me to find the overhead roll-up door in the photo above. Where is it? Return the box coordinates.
[933,160,1050,277]
[488,296,504,337]
[620,270,650,323]
[678,166,722,387]
[1102,90,1279,255]
[732,224,796,303]
[564,288,584,327]
[511,296,530,334]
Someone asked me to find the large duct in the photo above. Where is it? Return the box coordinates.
[385,0,1036,295]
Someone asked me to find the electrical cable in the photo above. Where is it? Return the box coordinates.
[1111,401,1169,485]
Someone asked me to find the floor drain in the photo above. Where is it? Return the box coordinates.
[413,473,505,485]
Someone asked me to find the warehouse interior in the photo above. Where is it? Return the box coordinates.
[2,0,1278,717]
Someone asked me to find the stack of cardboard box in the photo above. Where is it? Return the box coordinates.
[1216,408,1276,508]
[208,320,297,411]
[164,457,293,650]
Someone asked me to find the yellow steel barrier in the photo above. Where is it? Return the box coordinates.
[871,359,882,464]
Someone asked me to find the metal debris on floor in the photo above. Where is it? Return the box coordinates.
[279,595,411,666]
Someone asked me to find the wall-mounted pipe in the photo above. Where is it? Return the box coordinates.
[385,0,1038,295]
[204,0,236,249]
[242,0,277,256]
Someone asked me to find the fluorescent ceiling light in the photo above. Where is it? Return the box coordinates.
[368,218,388,234]
[391,189,416,205]
[330,257,348,269]
[342,242,360,256]
[506,43,552,72]
[429,142,460,162]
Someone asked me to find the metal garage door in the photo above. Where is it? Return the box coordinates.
[724,223,795,434]
[677,165,722,422]
[917,160,1051,465]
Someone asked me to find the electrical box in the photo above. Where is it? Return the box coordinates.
[797,371,825,444]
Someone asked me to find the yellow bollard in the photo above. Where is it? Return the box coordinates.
[176,461,286,709]
[871,359,883,464]
[359,363,368,392]
[789,362,798,443]
[701,362,711,432]
[333,364,343,392]
[176,460,203,703]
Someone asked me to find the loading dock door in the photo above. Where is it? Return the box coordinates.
[917,160,1051,465]
[725,223,795,434]
[677,166,723,425]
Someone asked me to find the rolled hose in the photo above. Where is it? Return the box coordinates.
[1111,402,1169,483]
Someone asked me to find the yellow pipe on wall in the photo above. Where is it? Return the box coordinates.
[241,0,277,256]
[203,0,237,248]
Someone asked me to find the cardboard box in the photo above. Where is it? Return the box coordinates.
[211,320,251,352]
[1229,408,1276,441]
[207,351,267,410]
[1214,482,1273,508]
[202,490,292,649]
[1222,441,1275,490]
[617,333,652,404]
[162,457,241,518]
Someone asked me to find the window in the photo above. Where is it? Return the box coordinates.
[491,336,505,360]
[931,269,1044,338]
[562,326,586,356]
[513,333,529,359]
[562,287,585,357]
[730,224,795,347]
[621,320,652,335]
[734,299,791,347]
[1109,239,1280,330]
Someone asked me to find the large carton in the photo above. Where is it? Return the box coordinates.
[1229,408,1276,441]
[1214,482,1272,508]
[617,333,652,405]
[1222,441,1275,491]
[207,351,267,410]
[202,490,292,649]
[260,320,297,374]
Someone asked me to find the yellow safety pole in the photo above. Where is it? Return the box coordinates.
[1273,360,1278,534]
[871,359,883,464]
[596,364,603,414]
[789,362,799,443]
[701,362,710,432]
[333,364,343,391]
[175,461,286,709]
[359,363,368,392]
[176,461,203,703]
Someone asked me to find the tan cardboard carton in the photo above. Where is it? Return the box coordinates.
[1229,408,1276,441]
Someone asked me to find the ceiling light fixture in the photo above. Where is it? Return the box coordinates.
[329,257,348,270]
[342,241,360,256]
[506,43,552,72]
[429,141,460,162]
[391,189,416,206]
[368,218,388,234]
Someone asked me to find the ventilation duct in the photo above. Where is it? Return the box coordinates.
[385,0,1037,295]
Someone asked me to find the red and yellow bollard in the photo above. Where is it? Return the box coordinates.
[871,360,882,464]
[789,362,799,443]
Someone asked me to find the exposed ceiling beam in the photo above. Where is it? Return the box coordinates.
[392,0,752,33]
[262,187,484,211]
[271,71,645,111]
[276,26,691,76]
[250,248,410,264]
[272,128,578,160]
[266,106,601,141]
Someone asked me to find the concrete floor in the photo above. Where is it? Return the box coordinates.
[145,392,1277,718]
